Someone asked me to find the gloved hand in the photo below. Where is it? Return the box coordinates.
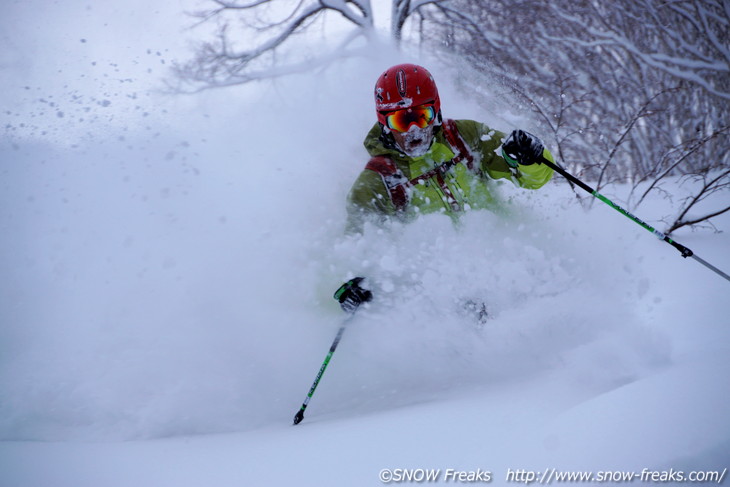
[501,129,545,168]
[334,277,373,313]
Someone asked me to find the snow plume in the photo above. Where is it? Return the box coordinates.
[0,56,384,440]
[321,187,673,413]
[0,54,672,441]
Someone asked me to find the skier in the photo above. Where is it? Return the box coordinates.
[336,63,556,312]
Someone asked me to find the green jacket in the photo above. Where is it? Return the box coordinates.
[346,119,554,233]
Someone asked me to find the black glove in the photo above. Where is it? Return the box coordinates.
[334,277,373,313]
[501,129,544,168]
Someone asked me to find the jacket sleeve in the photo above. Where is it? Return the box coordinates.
[345,169,397,234]
[455,120,553,190]
[512,148,555,189]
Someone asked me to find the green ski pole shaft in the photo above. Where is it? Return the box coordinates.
[293,315,353,425]
[541,156,730,283]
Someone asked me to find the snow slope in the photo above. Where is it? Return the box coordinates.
[1,2,729,486]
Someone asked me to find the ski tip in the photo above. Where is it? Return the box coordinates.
[293,410,304,425]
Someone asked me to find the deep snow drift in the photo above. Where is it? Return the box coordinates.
[1,7,729,485]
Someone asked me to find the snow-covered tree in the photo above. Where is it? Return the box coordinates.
[422,0,729,233]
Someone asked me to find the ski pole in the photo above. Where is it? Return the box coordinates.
[541,156,730,283]
[292,313,354,425]
[292,278,371,425]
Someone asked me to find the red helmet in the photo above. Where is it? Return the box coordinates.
[374,64,441,127]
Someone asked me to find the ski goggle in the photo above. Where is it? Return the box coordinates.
[384,104,436,132]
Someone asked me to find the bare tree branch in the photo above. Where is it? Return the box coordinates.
[392,0,451,41]
[174,0,375,90]
[595,87,679,194]
[666,168,730,234]
[634,126,730,207]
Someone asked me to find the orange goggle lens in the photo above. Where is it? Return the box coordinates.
[385,105,436,132]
